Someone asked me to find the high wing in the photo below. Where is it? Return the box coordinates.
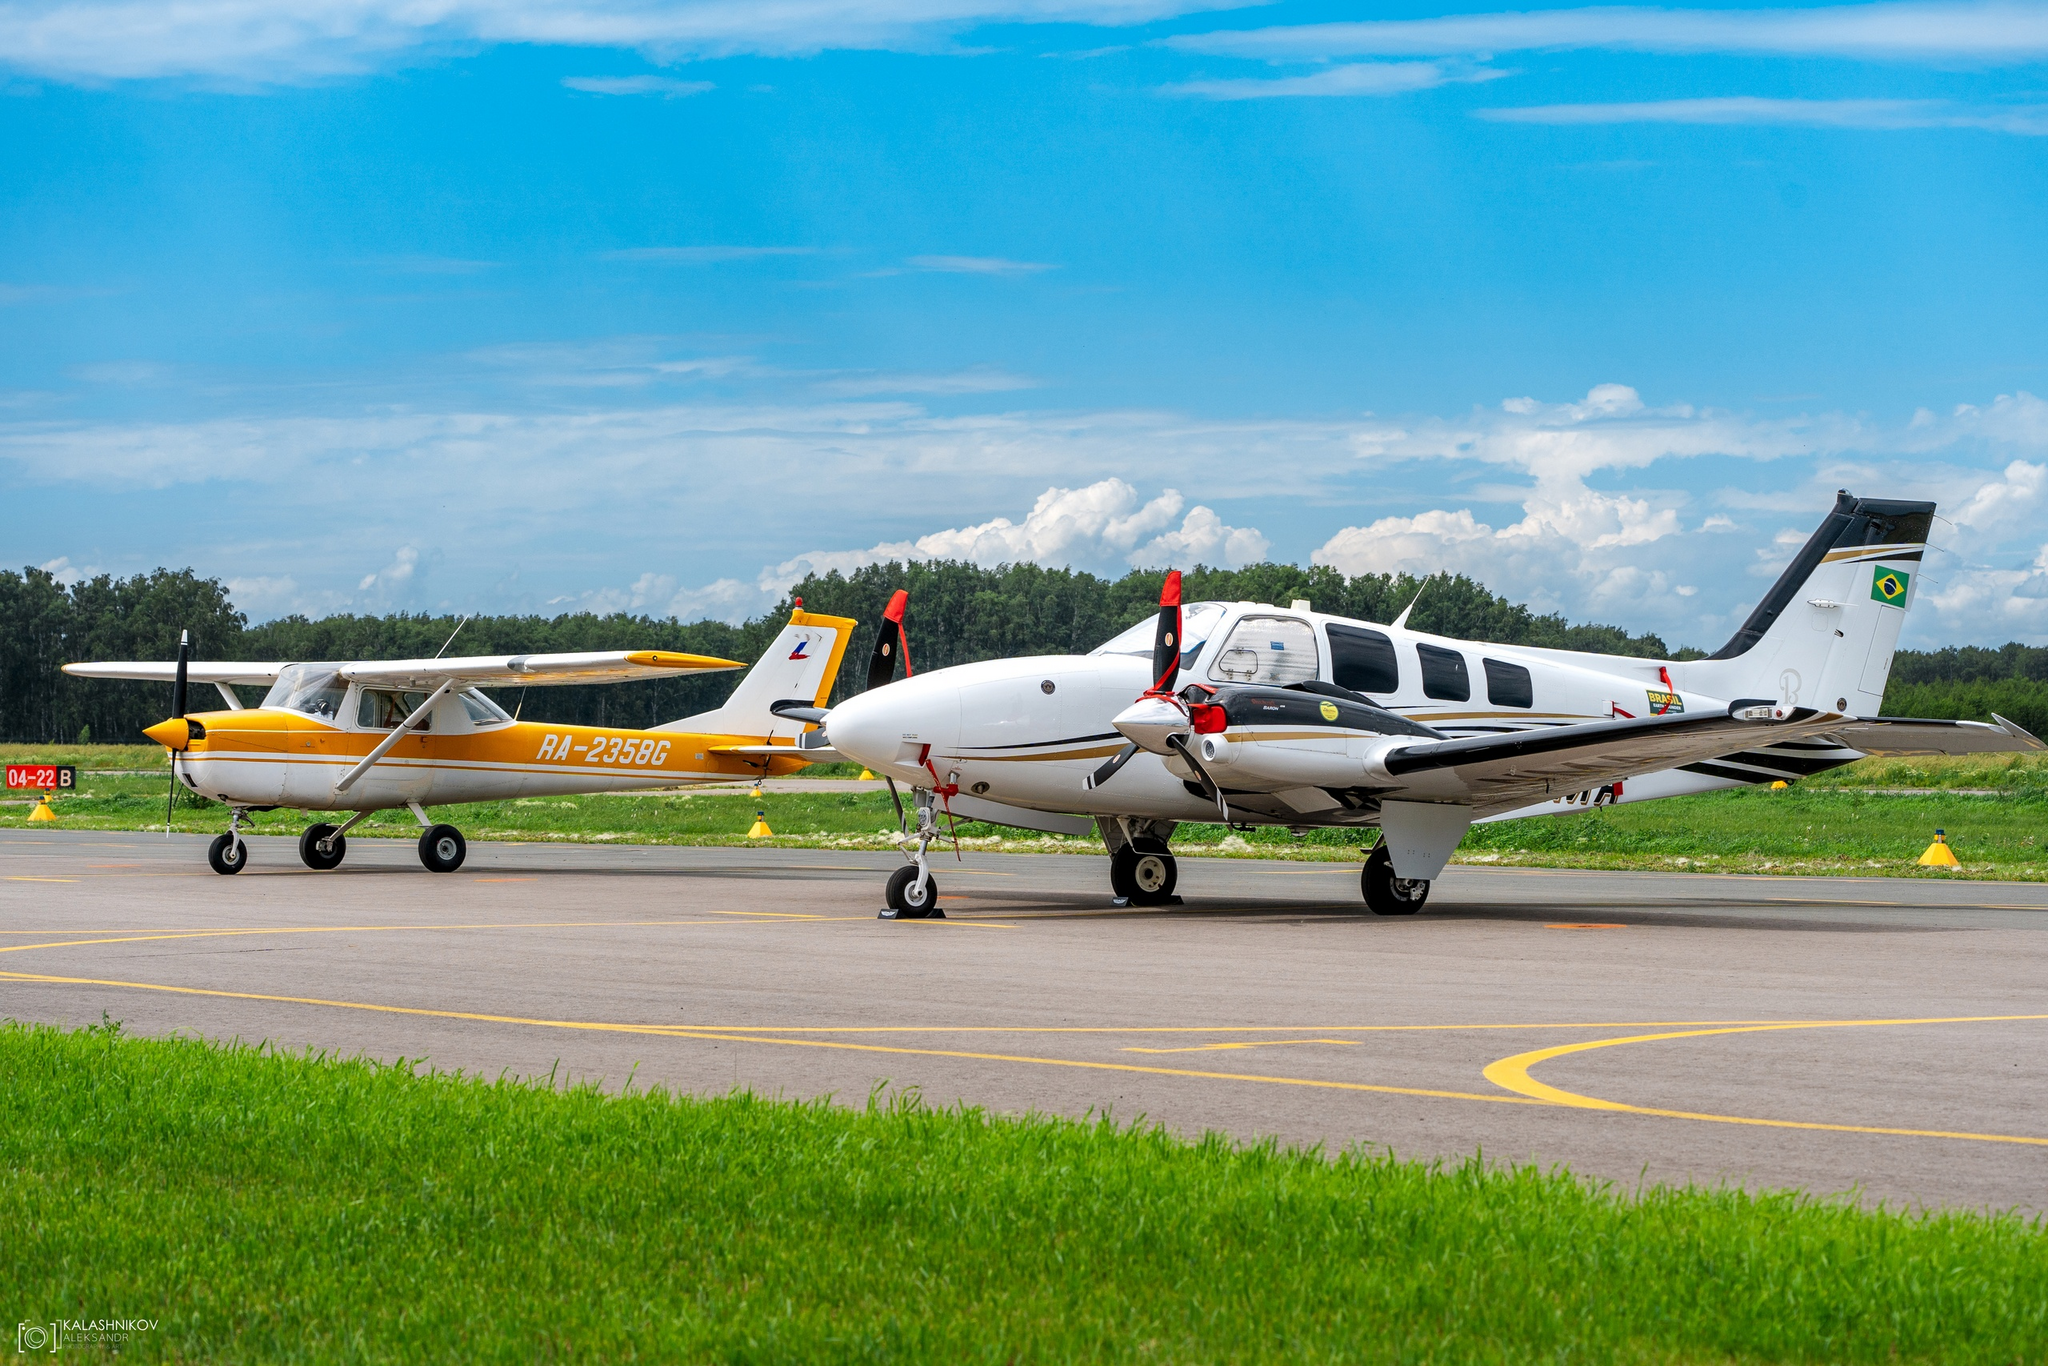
[1376,703,1849,815]
[63,662,286,685]
[1818,714,2044,756]
[338,651,741,689]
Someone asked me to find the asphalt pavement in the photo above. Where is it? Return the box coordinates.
[4,828,2045,1212]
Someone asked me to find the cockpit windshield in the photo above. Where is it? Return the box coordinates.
[1089,601,1228,666]
[260,664,348,720]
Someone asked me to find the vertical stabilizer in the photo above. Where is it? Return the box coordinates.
[1677,492,1934,716]
[658,609,857,736]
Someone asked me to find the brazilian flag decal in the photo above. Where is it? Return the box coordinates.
[1871,566,1911,607]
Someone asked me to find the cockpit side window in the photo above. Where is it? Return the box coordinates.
[1328,625,1399,695]
[1090,602,1227,666]
[1207,617,1320,686]
[356,689,436,732]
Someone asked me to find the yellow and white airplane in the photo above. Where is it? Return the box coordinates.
[65,607,855,875]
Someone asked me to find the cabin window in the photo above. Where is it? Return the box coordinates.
[1484,658,1534,708]
[1328,624,1399,695]
[461,689,512,725]
[1208,616,1320,686]
[357,689,436,732]
[1417,644,1470,701]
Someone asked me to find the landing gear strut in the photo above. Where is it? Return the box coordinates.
[207,808,249,875]
[881,787,942,919]
[1361,843,1430,916]
[300,809,372,871]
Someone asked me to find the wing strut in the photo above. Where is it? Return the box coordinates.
[333,680,453,794]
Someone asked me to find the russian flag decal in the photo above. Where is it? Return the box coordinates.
[788,639,810,660]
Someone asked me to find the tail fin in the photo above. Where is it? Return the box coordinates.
[658,608,857,737]
[1680,491,1934,716]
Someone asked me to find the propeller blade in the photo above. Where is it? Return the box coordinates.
[865,589,910,692]
[166,629,189,837]
[1166,732,1229,822]
[171,628,189,722]
[1149,570,1182,694]
[1084,741,1140,791]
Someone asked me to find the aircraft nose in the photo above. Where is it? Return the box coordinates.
[144,717,193,751]
[826,680,958,782]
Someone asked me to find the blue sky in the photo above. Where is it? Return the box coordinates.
[3,0,2046,650]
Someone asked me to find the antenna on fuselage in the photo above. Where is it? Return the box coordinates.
[1390,580,1426,631]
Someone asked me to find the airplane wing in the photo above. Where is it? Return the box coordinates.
[1376,703,1848,815]
[338,650,743,689]
[62,662,286,685]
[1817,714,2044,756]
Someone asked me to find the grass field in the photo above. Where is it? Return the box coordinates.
[7,1019,2045,1363]
[5,745,2044,881]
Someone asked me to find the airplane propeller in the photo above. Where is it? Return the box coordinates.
[165,629,188,836]
[866,589,912,693]
[1086,570,1184,791]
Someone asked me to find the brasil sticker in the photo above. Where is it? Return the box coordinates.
[1872,566,1911,607]
[1646,689,1684,716]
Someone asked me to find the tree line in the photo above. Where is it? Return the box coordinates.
[2,561,2040,744]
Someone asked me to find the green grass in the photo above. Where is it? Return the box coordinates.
[6,747,2045,880]
[8,1019,2045,1363]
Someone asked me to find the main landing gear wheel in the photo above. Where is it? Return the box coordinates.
[299,823,346,871]
[1110,844,1178,907]
[1361,843,1429,916]
[207,833,247,875]
[884,864,940,918]
[418,824,466,873]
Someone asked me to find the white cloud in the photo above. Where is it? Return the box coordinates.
[561,75,713,97]
[1169,2,2048,63]
[1950,459,2048,532]
[811,368,1037,396]
[601,246,818,262]
[905,255,1058,275]
[223,574,301,618]
[1476,97,2048,136]
[68,360,168,385]
[0,0,1243,83]
[357,545,418,593]
[1164,60,1503,100]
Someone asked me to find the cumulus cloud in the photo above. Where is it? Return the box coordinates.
[357,545,418,593]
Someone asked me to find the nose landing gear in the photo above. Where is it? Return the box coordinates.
[881,787,943,919]
[207,807,250,875]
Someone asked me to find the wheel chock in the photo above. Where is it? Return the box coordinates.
[1917,829,1961,867]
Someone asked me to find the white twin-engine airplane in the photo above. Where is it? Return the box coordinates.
[64,608,856,875]
[825,493,2042,918]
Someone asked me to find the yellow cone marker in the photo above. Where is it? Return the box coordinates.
[747,809,774,839]
[1770,780,1789,790]
[1917,828,1961,867]
[28,792,57,822]
[749,781,764,798]
[858,769,877,781]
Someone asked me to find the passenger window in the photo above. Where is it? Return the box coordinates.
[357,689,435,732]
[1484,658,1534,708]
[1417,644,1470,702]
[1328,624,1399,695]
[1207,617,1320,686]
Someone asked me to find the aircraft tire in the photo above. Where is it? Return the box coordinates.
[207,833,247,876]
[1113,845,1177,906]
[1361,844,1428,916]
[299,823,347,871]
[885,864,939,918]
[419,824,467,873]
